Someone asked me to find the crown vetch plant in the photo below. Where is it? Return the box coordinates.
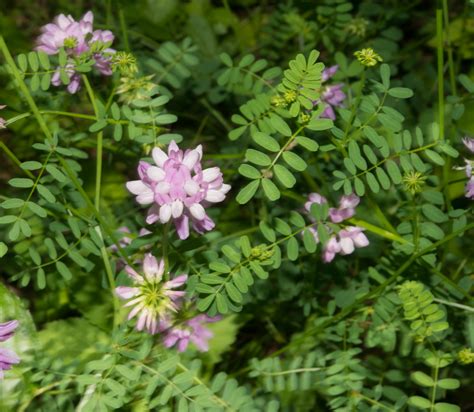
[0,2,473,411]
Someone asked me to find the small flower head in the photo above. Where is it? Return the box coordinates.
[0,320,20,379]
[271,95,287,108]
[298,113,311,124]
[458,347,474,365]
[354,48,383,67]
[402,171,427,195]
[162,315,219,352]
[346,18,369,38]
[111,51,138,75]
[284,90,297,103]
[35,11,94,55]
[116,254,188,334]
[35,11,115,93]
[126,141,231,240]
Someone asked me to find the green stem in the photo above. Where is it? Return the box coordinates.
[162,222,170,275]
[82,75,104,211]
[430,357,440,412]
[436,8,445,141]
[442,0,456,97]
[118,8,130,52]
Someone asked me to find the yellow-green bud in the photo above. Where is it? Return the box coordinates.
[271,95,287,108]
[284,90,297,103]
[402,171,427,195]
[458,348,474,364]
[354,48,383,67]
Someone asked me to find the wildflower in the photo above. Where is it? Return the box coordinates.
[126,141,231,240]
[284,90,297,103]
[402,171,426,195]
[35,11,115,93]
[35,11,94,56]
[162,315,219,352]
[111,51,138,75]
[116,253,187,334]
[354,48,383,67]
[271,95,287,108]
[0,320,20,379]
[304,192,368,263]
[458,347,474,365]
[0,105,7,129]
[328,194,360,223]
[322,236,341,263]
[51,64,81,94]
[455,137,474,199]
[313,65,346,120]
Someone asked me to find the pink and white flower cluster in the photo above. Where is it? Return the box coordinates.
[126,141,231,240]
[314,65,346,120]
[0,320,20,379]
[35,11,115,93]
[116,253,216,352]
[305,193,369,263]
[461,137,474,199]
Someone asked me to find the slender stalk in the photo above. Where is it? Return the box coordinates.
[82,75,104,211]
[436,8,445,140]
[118,8,130,52]
[442,0,456,97]
[430,357,440,412]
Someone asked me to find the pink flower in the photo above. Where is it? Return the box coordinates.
[322,236,341,263]
[116,253,187,334]
[338,226,369,254]
[51,64,81,94]
[304,193,327,212]
[126,141,231,240]
[304,192,368,262]
[35,11,115,93]
[314,65,346,120]
[322,65,339,82]
[463,137,474,154]
[35,11,93,56]
[466,177,474,199]
[162,315,219,352]
[0,320,20,379]
[328,194,360,223]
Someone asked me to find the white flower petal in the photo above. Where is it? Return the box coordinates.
[184,180,199,196]
[182,150,200,169]
[189,203,205,220]
[136,191,154,205]
[147,166,166,181]
[152,147,168,167]
[159,204,172,223]
[156,182,171,194]
[339,238,354,255]
[202,167,221,182]
[143,253,158,278]
[205,190,226,203]
[126,180,148,195]
[171,200,184,218]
